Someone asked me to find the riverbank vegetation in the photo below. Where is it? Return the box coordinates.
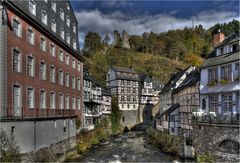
[145,127,181,155]
[110,96,123,134]
[196,152,216,163]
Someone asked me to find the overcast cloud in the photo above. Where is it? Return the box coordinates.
[75,8,239,47]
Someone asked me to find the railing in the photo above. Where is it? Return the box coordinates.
[1,107,76,119]
[192,113,240,125]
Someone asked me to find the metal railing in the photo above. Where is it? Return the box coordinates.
[1,107,76,119]
[192,113,240,125]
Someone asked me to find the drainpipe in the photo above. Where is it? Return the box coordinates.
[34,120,36,153]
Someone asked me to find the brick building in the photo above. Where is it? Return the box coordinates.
[0,0,84,154]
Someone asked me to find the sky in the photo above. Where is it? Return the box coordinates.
[69,0,240,47]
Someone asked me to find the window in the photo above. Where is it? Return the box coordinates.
[122,116,125,122]
[40,37,46,52]
[51,0,56,12]
[50,65,55,83]
[51,20,56,32]
[209,95,218,112]
[40,61,46,80]
[77,78,81,91]
[66,16,70,26]
[221,65,232,81]
[27,28,35,45]
[222,94,232,113]
[12,18,21,37]
[58,50,63,62]
[41,10,47,24]
[66,33,70,44]
[60,8,64,20]
[27,87,34,108]
[29,0,36,16]
[73,23,76,33]
[12,49,21,72]
[65,72,69,87]
[65,94,69,109]
[50,43,55,57]
[40,90,46,109]
[13,85,21,113]
[72,76,76,89]
[59,69,64,85]
[65,54,69,65]
[77,62,81,72]
[72,96,76,110]
[27,56,34,76]
[236,92,240,113]
[59,93,64,109]
[73,39,76,49]
[60,28,64,39]
[72,58,76,69]
[66,3,70,10]
[50,92,55,109]
[208,68,218,83]
[77,97,81,110]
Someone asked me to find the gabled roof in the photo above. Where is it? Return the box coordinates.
[160,103,179,116]
[160,66,192,94]
[111,66,137,74]
[139,74,153,83]
[201,33,240,69]
[172,69,200,94]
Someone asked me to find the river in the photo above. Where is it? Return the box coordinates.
[69,131,179,162]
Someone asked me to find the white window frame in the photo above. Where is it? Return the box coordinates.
[72,58,76,69]
[41,10,47,25]
[40,36,46,52]
[66,33,70,44]
[60,27,65,39]
[40,89,46,109]
[29,0,36,16]
[12,48,21,72]
[65,54,69,65]
[73,39,76,50]
[72,76,76,89]
[65,72,69,87]
[50,65,56,83]
[65,94,69,109]
[77,77,80,91]
[59,93,64,110]
[50,91,56,109]
[77,62,81,72]
[12,18,22,37]
[27,55,35,77]
[51,0,56,12]
[73,23,76,33]
[27,28,35,45]
[39,60,47,80]
[51,19,56,32]
[66,16,70,26]
[59,50,63,62]
[60,8,64,21]
[72,96,76,110]
[50,43,55,57]
[27,87,35,108]
[59,69,64,85]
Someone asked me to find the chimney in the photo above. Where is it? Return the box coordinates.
[213,29,225,47]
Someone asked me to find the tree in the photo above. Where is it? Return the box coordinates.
[110,96,122,134]
[83,32,103,57]
[0,131,21,162]
[103,34,110,46]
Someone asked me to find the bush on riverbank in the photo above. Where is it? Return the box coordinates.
[197,152,216,163]
[110,96,123,134]
[76,117,110,154]
[146,127,181,155]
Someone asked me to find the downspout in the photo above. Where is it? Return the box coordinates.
[34,120,36,153]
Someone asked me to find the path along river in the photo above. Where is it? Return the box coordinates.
[69,131,180,162]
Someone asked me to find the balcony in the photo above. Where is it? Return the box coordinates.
[1,107,76,120]
[192,113,240,125]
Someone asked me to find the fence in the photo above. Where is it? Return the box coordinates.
[0,107,76,119]
[192,113,240,125]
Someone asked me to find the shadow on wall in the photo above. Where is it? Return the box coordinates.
[143,103,154,125]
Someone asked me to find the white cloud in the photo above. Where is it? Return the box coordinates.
[75,9,239,47]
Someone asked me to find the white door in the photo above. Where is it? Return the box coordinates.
[13,85,21,116]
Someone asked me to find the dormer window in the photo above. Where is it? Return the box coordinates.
[66,3,70,10]
[66,16,70,27]
[41,10,47,25]
[73,23,76,33]
[66,33,70,44]
[73,39,76,50]
[29,0,36,16]
[223,44,232,54]
[60,28,64,39]
[216,48,221,56]
[51,19,56,32]
[50,43,55,57]
[51,0,56,12]
[60,8,64,21]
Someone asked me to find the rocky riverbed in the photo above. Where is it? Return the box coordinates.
[68,131,179,162]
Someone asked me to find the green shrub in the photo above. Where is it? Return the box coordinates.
[197,152,216,163]
[0,131,21,162]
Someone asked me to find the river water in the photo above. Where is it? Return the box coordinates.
[70,131,179,162]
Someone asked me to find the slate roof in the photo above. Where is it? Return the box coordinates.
[201,33,240,69]
[111,66,140,81]
[139,74,153,83]
[160,66,191,94]
[172,69,200,94]
[102,88,111,96]
[160,103,179,116]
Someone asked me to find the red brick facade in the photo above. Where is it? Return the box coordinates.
[6,9,83,120]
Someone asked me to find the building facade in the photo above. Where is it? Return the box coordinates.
[107,66,140,127]
[0,0,83,154]
[199,32,240,115]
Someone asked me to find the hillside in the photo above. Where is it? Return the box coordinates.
[83,20,239,84]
